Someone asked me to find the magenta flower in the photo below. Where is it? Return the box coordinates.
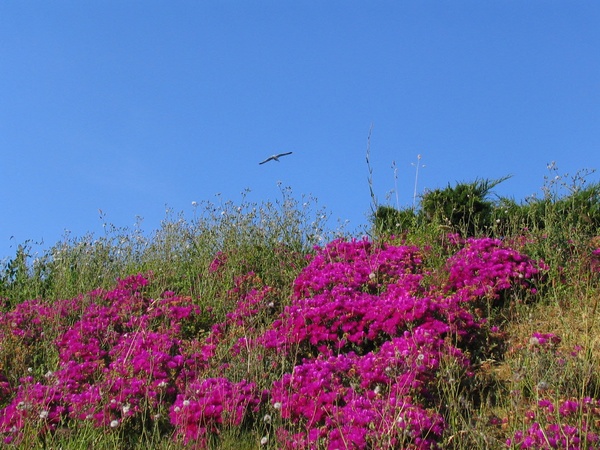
[170,378,261,445]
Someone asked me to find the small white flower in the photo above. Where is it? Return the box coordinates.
[537,381,550,391]
[368,272,376,280]
[260,436,269,445]
[39,410,49,419]
[44,371,53,378]
[27,367,32,373]
[183,400,190,407]
[174,406,181,413]
[122,404,130,415]
[110,420,119,428]
[273,402,282,410]
[263,414,272,423]
[374,385,381,395]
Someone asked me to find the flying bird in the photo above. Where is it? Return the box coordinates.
[259,152,293,165]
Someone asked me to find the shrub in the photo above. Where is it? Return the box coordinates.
[420,176,510,237]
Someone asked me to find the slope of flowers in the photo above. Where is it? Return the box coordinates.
[0,237,561,448]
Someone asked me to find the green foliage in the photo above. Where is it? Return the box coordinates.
[420,176,511,237]
[0,242,52,309]
[491,173,600,289]
[0,187,335,306]
[372,205,417,236]
[494,182,600,236]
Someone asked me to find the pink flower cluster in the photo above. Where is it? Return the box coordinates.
[209,251,227,274]
[0,273,263,444]
[529,332,561,350]
[445,237,547,301]
[259,237,548,448]
[508,397,600,449]
[263,239,443,356]
[292,239,424,298]
[170,378,262,446]
[270,334,450,449]
[591,248,600,273]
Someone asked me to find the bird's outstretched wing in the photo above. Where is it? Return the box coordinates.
[259,152,293,165]
[259,156,275,165]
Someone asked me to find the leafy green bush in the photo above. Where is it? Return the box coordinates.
[372,205,417,237]
[494,182,600,236]
[420,176,510,237]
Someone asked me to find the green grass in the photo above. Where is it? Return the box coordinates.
[1,187,336,307]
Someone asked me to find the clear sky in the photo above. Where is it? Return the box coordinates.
[1,2,599,259]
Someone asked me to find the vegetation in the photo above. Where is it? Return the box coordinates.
[0,166,599,449]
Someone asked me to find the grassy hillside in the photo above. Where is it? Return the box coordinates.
[0,175,599,449]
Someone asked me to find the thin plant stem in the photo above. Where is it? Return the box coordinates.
[366,124,377,214]
[412,154,424,211]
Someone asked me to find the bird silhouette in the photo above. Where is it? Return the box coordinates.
[259,152,293,165]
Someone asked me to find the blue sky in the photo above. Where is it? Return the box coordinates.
[1,2,599,259]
